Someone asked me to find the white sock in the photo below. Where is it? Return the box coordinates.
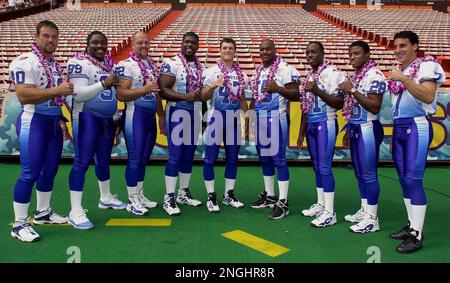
[361,198,368,211]
[224,178,236,194]
[263,175,275,196]
[278,180,289,201]
[410,204,427,240]
[13,202,30,222]
[98,179,112,200]
[324,191,335,213]
[137,181,144,193]
[36,191,52,212]
[205,180,215,194]
[127,186,137,197]
[165,175,178,194]
[179,172,191,191]
[366,204,378,217]
[70,191,83,212]
[316,187,324,206]
[403,198,412,223]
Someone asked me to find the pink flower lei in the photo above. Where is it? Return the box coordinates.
[300,60,330,113]
[251,55,281,103]
[177,52,203,92]
[217,60,245,102]
[342,59,377,120]
[31,43,65,106]
[387,55,438,96]
[74,50,114,73]
[130,50,159,96]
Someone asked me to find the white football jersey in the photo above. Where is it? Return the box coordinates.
[9,52,63,116]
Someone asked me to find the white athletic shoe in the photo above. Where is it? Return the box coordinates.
[350,213,380,233]
[163,193,181,216]
[176,188,202,207]
[126,194,149,216]
[344,207,366,223]
[137,189,158,209]
[206,192,220,213]
[11,218,40,242]
[68,209,94,230]
[98,194,127,210]
[301,203,325,217]
[33,207,68,225]
[222,190,244,208]
[311,210,337,228]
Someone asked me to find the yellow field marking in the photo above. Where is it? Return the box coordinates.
[222,229,290,257]
[105,218,172,227]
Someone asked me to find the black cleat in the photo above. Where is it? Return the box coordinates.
[389,223,411,240]
[251,191,278,209]
[268,199,289,220]
[396,229,423,254]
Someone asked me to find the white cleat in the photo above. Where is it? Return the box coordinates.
[126,194,149,216]
[344,207,366,223]
[98,194,127,210]
[222,190,244,208]
[311,210,337,228]
[11,218,40,242]
[350,213,380,233]
[176,188,202,207]
[163,193,181,216]
[33,207,68,225]
[137,189,158,209]
[301,203,325,217]
[206,192,220,213]
[68,209,94,230]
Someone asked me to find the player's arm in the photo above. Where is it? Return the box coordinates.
[306,80,344,110]
[201,74,224,101]
[297,112,307,149]
[339,80,384,114]
[388,67,437,104]
[159,74,197,102]
[116,79,158,102]
[264,80,299,100]
[15,82,73,105]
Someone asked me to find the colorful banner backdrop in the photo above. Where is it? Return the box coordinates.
[1,88,449,160]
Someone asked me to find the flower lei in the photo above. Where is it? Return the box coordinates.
[130,50,159,96]
[74,50,114,73]
[342,59,377,120]
[177,52,203,92]
[387,55,438,96]
[217,60,245,102]
[300,60,330,113]
[251,55,281,103]
[31,43,65,106]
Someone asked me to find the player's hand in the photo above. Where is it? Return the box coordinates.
[264,79,279,93]
[103,74,120,88]
[297,132,306,149]
[59,120,70,141]
[339,80,354,94]
[158,114,166,136]
[143,79,160,94]
[305,80,320,95]
[343,131,350,149]
[185,89,200,102]
[388,67,407,82]
[57,79,74,96]
[212,75,224,88]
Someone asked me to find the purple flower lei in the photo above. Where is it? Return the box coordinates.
[130,50,159,96]
[74,51,114,73]
[342,59,377,120]
[217,60,245,102]
[31,43,65,106]
[300,60,330,113]
[387,55,438,96]
[251,56,281,103]
[177,52,203,92]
